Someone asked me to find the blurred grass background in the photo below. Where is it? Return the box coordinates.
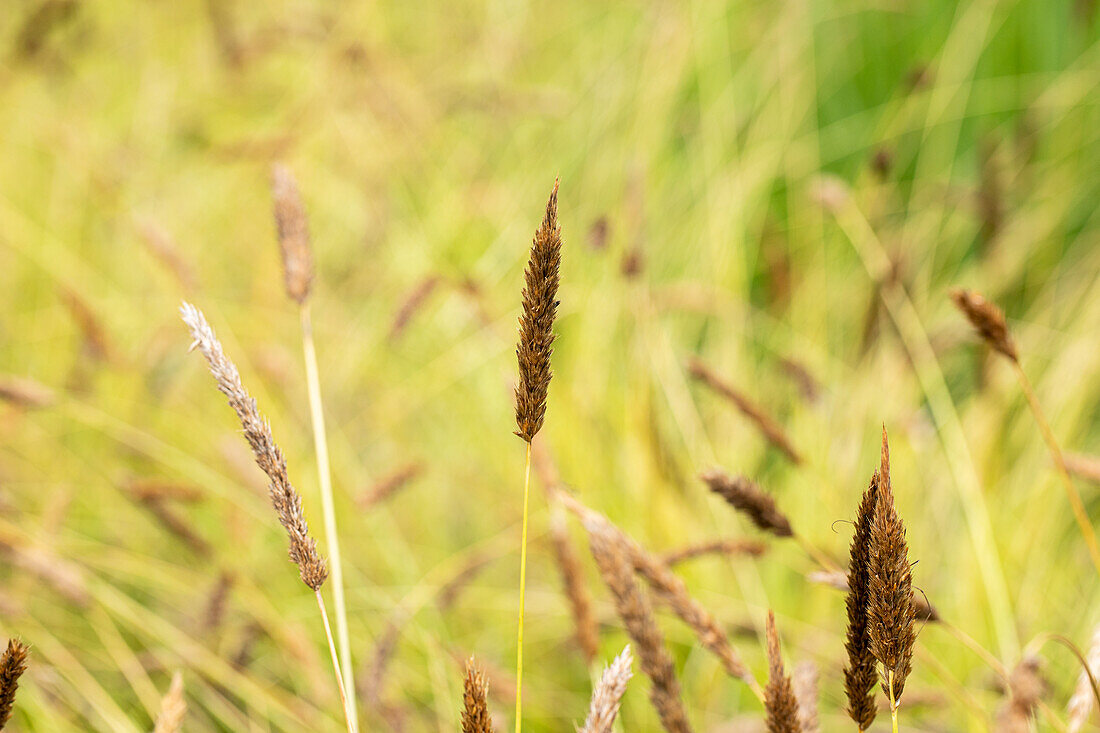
[1,0,1100,730]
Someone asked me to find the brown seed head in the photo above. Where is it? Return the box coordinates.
[462,659,495,733]
[951,288,1018,362]
[701,469,793,537]
[560,492,754,687]
[0,639,28,729]
[270,163,313,304]
[514,180,563,442]
[583,512,693,733]
[580,645,634,733]
[867,427,915,705]
[687,358,801,464]
[764,612,801,733]
[153,671,186,733]
[995,655,1044,733]
[181,302,327,590]
[843,473,879,730]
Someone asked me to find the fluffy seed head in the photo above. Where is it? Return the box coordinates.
[764,612,801,733]
[580,645,634,733]
[153,671,186,733]
[951,288,1018,362]
[701,469,793,537]
[1068,624,1100,732]
[270,163,313,304]
[867,427,915,705]
[0,639,28,730]
[462,659,495,733]
[181,302,327,590]
[514,180,563,442]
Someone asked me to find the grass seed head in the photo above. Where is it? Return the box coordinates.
[270,163,314,305]
[701,469,793,538]
[462,659,495,733]
[0,639,28,730]
[867,427,915,705]
[181,302,327,590]
[764,612,801,733]
[951,288,1018,362]
[514,179,563,443]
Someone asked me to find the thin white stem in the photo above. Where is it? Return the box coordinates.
[316,589,355,732]
[301,305,357,731]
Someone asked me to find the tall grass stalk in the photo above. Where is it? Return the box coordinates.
[514,442,532,733]
[315,589,354,731]
[300,304,358,730]
[1010,360,1100,578]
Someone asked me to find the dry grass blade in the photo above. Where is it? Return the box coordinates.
[358,462,423,509]
[200,571,234,633]
[583,511,693,733]
[843,473,879,731]
[462,659,496,733]
[687,357,801,464]
[994,656,1043,733]
[764,612,800,733]
[152,671,186,733]
[867,428,915,707]
[122,478,205,503]
[548,506,600,663]
[437,554,493,612]
[580,645,634,733]
[0,639,28,730]
[1065,453,1100,485]
[701,469,793,537]
[131,493,213,558]
[662,539,768,567]
[0,540,90,607]
[270,163,313,304]
[180,302,327,590]
[950,288,1017,362]
[1068,625,1100,732]
[531,442,600,664]
[0,375,55,408]
[135,218,199,292]
[389,275,441,341]
[792,662,819,733]
[514,179,562,443]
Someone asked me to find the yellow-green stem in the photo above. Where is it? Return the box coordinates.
[514,442,532,733]
[888,670,899,733]
[316,589,355,733]
[301,305,357,731]
[1011,360,1100,580]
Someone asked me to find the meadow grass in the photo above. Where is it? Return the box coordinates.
[0,0,1099,730]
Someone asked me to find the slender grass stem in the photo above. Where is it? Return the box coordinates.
[316,589,355,732]
[300,305,357,731]
[514,442,532,733]
[888,670,899,733]
[1011,360,1100,579]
